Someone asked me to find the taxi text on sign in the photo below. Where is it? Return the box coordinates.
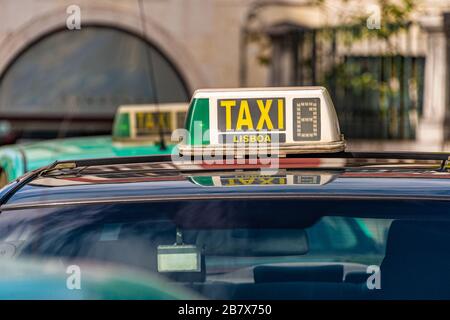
[217,98,286,143]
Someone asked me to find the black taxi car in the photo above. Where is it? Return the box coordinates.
[0,87,449,299]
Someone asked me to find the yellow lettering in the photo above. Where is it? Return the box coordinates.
[220,100,236,131]
[158,113,168,128]
[239,177,255,185]
[256,99,274,130]
[259,177,274,184]
[146,114,155,129]
[236,101,254,130]
[137,113,145,128]
[225,178,236,186]
[278,99,284,129]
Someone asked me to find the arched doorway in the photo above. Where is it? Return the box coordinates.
[0,26,190,141]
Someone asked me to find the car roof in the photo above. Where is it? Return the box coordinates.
[2,152,450,210]
[0,136,177,182]
[17,136,175,171]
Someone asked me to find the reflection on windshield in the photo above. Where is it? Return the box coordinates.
[0,200,448,299]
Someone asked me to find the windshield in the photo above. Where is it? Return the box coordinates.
[0,199,448,299]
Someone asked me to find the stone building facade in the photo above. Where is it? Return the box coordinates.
[0,0,449,150]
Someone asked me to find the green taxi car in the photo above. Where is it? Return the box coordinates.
[0,103,187,185]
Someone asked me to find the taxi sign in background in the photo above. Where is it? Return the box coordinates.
[135,111,172,136]
[217,98,286,143]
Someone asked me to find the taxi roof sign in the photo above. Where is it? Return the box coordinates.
[179,86,345,155]
[113,103,188,142]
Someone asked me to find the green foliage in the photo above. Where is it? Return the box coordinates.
[323,60,396,113]
[336,0,415,43]
[322,0,417,95]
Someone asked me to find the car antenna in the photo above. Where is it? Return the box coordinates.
[138,0,167,151]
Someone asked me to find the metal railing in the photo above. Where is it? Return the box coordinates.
[267,24,425,139]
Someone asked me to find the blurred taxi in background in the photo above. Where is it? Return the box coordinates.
[0,103,187,186]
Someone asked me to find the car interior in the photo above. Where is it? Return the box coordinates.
[1,200,450,299]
